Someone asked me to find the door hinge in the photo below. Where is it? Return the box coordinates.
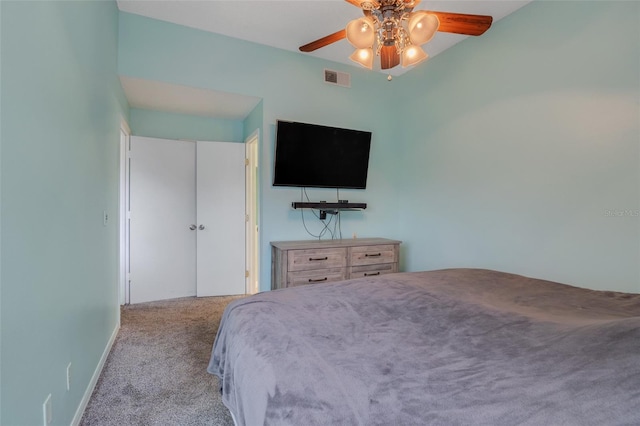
[245,214,249,222]
[245,270,250,278]
[245,158,249,166]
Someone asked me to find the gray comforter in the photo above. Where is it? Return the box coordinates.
[207,269,640,425]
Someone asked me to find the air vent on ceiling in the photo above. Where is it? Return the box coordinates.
[324,69,351,88]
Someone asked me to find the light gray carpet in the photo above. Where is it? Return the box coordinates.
[80,296,243,426]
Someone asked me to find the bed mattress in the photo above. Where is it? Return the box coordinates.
[208,269,640,425]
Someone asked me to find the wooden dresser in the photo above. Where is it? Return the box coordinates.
[271,238,401,290]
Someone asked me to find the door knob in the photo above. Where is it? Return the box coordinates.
[189,224,197,230]
[199,224,205,230]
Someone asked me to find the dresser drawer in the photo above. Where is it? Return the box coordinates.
[350,263,397,279]
[288,268,347,287]
[350,244,397,266]
[288,248,347,272]
[271,238,401,290]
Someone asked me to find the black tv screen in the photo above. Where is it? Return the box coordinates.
[273,120,372,189]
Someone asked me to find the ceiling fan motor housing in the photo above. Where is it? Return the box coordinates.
[298,0,493,71]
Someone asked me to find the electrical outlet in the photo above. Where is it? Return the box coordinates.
[352,232,357,239]
[43,394,52,426]
[66,363,72,391]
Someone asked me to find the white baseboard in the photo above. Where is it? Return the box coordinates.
[70,322,120,426]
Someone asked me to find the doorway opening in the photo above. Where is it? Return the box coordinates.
[245,130,260,294]
[126,137,246,304]
[120,131,257,303]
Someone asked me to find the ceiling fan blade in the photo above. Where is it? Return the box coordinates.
[380,45,400,69]
[299,29,346,52]
[428,11,493,36]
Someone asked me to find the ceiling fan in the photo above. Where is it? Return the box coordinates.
[299,0,493,70]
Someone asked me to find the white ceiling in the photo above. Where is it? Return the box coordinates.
[117,0,532,119]
[120,76,262,119]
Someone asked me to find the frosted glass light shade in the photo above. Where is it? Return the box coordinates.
[346,17,375,49]
[349,48,374,69]
[408,11,439,45]
[401,45,428,67]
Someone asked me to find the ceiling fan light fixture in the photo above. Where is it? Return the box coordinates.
[299,1,493,72]
[401,44,428,67]
[408,11,439,45]
[349,48,374,69]
[346,17,375,49]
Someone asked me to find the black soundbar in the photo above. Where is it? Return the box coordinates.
[291,202,367,210]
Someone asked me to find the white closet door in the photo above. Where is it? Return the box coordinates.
[129,137,196,303]
[196,141,246,296]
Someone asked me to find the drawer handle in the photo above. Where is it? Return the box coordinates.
[365,253,382,257]
[364,272,381,276]
[309,256,328,261]
[308,277,328,283]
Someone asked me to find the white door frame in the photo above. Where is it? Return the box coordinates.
[119,119,131,305]
[245,130,260,294]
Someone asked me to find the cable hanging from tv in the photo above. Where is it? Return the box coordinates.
[297,188,369,240]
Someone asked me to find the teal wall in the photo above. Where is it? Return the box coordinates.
[395,0,639,292]
[1,1,127,425]
[243,100,263,142]
[0,1,638,424]
[129,108,244,142]
[118,12,404,291]
[117,1,640,294]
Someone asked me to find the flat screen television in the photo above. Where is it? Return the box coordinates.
[273,120,372,189]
